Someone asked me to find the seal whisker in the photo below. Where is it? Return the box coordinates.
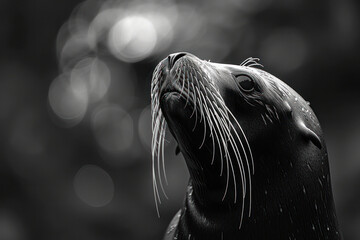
[226,108,254,175]
[202,104,232,199]
[207,108,220,165]
[161,120,169,186]
[189,82,198,122]
[226,109,254,218]
[239,57,253,66]
[202,93,241,203]
[273,106,280,121]
[152,176,160,217]
[203,102,224,167]
[192,70,241,202]
[228,149,238,203]
[212,107,244,203]
[222,144,231,201]
[265,113,273,123]
[238,195,245,229]
[226,127,247,198]
[180,65,186,97]
[207,105,227,175]
[151,119,162,217]
[218,114,243,202]
[261,114,267,125]
[184,66,191,108]
[194,84,205,125]
[220,109,249,196]
[219,111,249,225]
[240,57,263,69]
[247,62,264,68]
[151,65,171,217]
[156,118,169,200]
[196,90,209,149]
[203,110,229,173]
[197,89,226,174]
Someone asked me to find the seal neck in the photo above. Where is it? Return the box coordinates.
[177,181,244,239]
[184,151,244,212]
[180,151,342,240]
[184,155,243,207]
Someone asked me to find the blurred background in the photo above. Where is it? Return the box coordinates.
[0,0,359,239]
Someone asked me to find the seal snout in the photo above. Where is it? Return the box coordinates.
[158,52,194,101]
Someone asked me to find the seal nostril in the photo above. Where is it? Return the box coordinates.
[169,52,187,69]
[172,53,187,65]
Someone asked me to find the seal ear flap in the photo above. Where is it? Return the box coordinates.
[175,145,180,155]
[296,119,322,149]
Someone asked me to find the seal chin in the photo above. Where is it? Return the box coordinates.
[161,91,195,136]
[161,92,182,111]
[160,91,209,159]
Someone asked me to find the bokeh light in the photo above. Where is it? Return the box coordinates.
[87,8,126,50]
[260,28,308,73]
[57,24,91,71]
[49,73,88,126]
[108,15,158,62]
[74,164,114,207]
[0,210,24,240]
[138,105,151,151]
[91,104,134,155]
[10,108,45,156]
[70,57,111,103]
[228,0,273,13]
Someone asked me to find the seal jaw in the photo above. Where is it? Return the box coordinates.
[160,91,213,169]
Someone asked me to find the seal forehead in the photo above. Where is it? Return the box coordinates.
[211,63,287,96]
[212,63,290,115]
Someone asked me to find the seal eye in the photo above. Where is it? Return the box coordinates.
[236,75,255,92]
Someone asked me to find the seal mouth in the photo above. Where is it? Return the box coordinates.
[160,91,206,154]
[160,90,190,106]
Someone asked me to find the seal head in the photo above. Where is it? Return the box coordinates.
[151,53,341,239]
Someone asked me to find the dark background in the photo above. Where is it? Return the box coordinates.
[0,0,359,239]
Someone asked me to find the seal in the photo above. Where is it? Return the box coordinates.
[151,52,341,240]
